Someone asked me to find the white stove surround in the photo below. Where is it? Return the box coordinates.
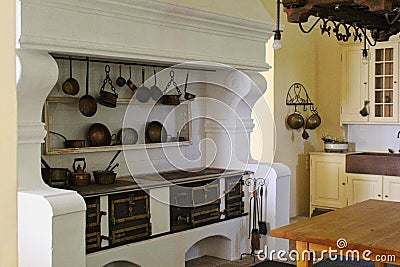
[16,1,290,266]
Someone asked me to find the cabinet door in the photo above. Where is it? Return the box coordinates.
[310,155,347,209]
[341,45,369,123]
[383,176,400,202]
[347,174,382,205]
[369,43,399,122]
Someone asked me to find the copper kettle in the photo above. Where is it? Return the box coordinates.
[69,158,91,186]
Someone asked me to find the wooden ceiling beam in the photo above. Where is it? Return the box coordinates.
[281,0,400,41]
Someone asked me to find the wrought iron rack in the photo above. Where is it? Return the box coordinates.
[285,83,314,111]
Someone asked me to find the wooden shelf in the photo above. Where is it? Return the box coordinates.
[43,96,192,155]
[44,141,192,155]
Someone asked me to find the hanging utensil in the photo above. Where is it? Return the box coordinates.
[116,65,126,87]
[62,57,80,95]
[286,106,304,130]
[183,72,196,100]
[305,106,321,130]
[136,68,151,103]
[126,66,137,93]
[159,70,182,105]
[79,57,97,117]
[150,69,163,101]
[359,100,370,117]
[258,187,267,235]
[98,65,118,108]
[302,123,310,140]
[105,150,121,171]
[250,188,260,251]
[109,163,119,172]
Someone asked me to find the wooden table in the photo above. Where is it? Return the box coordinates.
[270,200,400,267]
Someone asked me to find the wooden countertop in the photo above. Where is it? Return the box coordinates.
[69,168,248,197]
[271,199,400,258]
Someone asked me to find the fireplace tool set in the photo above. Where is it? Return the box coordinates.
[241,176,268,262]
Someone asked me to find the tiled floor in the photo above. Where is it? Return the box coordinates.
[185,216,308,267]
[185,255,264,267]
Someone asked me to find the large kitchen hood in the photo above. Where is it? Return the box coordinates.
[16,1,290,266]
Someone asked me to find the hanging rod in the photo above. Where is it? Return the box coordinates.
[51,54,216,72]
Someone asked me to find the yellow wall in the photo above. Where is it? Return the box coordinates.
[260,0,342,216]
[315,37,344,142]
[0,0,18,266]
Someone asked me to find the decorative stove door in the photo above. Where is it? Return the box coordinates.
[225,176,244,218]
[85,197,103,252]
[108,190,151,246]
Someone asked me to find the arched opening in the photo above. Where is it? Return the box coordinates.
[103,260,140,267]
[185,235,232,262]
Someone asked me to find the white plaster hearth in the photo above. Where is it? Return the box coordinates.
[16,1,289,267]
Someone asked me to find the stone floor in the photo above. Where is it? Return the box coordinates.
[185,216,308,267]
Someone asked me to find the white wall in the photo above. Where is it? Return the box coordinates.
[348,124,400,151]
[0,0,18,266]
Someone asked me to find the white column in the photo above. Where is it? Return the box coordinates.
[204,70,267,170]
[16,49,86,267]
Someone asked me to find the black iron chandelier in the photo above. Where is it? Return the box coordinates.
[273,0,400,63]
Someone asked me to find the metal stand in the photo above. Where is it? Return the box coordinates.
[240,177,266,263]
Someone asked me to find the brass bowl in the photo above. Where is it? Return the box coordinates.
[146,121,167,143]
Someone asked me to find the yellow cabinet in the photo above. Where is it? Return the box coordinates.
[310,153,347,215]
[347,174,400,204]
[341,44,369,123]
[382,176,400,201]
[369,43,399,123]
[347,174,382,205]
[341,42,399,124]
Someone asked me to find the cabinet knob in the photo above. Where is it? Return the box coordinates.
[342,183,346,186]
[385,195,389,198]
[394,81,397,84]
[378,194,382,197]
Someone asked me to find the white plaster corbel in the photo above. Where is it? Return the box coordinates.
[16,49,58,189]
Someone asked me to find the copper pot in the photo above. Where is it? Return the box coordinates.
[98,65,118,108]
[286,111,304,130]
[50,131,85,148]
[98,90,118,108]
[87,123,112,146]
[305,112,321,130]
[159,95,180,105]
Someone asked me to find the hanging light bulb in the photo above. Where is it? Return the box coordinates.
[273,0,282,50]
[273,31,282,50]
[362,49,369,64]
[362,35,369,64]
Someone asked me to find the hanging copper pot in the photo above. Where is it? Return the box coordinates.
[62,57,80,95]
[305,106,321,130]
[98,65,118,108]
[286,111,304,130]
